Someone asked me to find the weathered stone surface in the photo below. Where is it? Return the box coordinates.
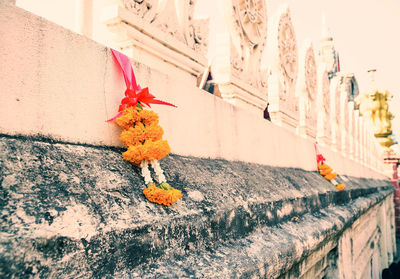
[0,135,393,278]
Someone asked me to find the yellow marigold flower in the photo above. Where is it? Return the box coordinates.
[139,109,159,126]
[336,184,346,191]
[119,123,146,146]
[143,183,182,206]
[144,124,164,141]
[116,107,141,129]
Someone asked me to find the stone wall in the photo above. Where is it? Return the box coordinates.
[0,1,397,278]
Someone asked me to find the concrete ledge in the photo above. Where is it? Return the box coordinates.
[0,135,393,278]
[0,2,386,179]
[127,191,392,279]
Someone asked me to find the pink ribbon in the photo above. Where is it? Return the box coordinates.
[107,49,176,122]
[314,142,326,165]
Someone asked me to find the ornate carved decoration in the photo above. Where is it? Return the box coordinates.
[303,45,317,128]
[267,6,299,129]
[121,0,207,54]
[296,42,317,137]
[305,47,317,102]
[187,18,208,53]
[230,0,268,88]
[122,0,158,21]
[277,9,298,102]
[233,0,268,46]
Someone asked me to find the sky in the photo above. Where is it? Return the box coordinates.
[16,0,400,147]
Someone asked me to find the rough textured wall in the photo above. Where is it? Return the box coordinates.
[0,135,394,278]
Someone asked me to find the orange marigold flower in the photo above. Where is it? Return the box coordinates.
[120,123,146,146]
[317,163,330,171]
[324,172,337,181]
[143,183,182,206]
[122,140,170,165]
[142,139,170,161]
[122,145,145,165]
[144,124,164,141]
[318,163,338,181]
[139,109,159,126]
[116,107,141,129]
[336,184,346,191]
[320,166,333,176]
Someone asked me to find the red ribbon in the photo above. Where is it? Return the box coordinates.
[314,142,326,165]
[107,49,176,122]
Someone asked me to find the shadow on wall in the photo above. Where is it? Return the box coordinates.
[264,103,271,121]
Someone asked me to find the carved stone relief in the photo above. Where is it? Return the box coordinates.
[277,11,298,102]
[231,0,268,88]
[122,0,158,22]
[267,6,299,129]
[304,46,317,121]
[297,42,317,137]
[234,0,267,45]
[120,0,207,54]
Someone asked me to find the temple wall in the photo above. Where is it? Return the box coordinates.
[0,1,397,278]
[0,2,386,179]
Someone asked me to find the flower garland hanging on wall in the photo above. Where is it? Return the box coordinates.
[108,49,182,206]
[314,143,346,191]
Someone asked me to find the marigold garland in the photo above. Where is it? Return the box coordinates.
[316,163,345,191]
[109,48,180,206]
[315,143,346,191]
[116,106,181,206]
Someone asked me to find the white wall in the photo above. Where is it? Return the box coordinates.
[1,2,387,180]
